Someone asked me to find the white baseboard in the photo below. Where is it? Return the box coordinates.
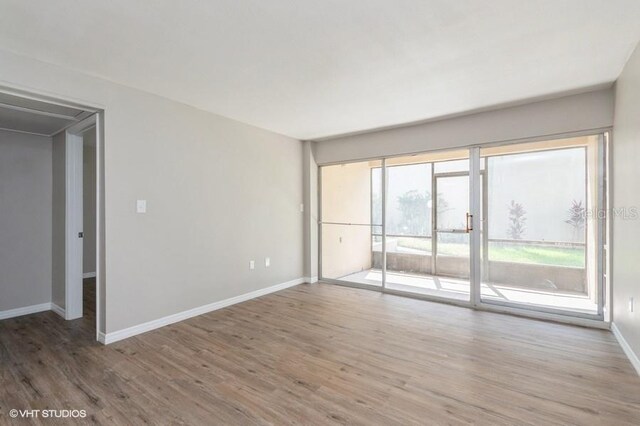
[51,303,66,318]
[97,331,106,344]
[0,302,51,320]
[612,322,640,376]
[304,276,318,284]
[83,272,96,279]
[101,277,305,345]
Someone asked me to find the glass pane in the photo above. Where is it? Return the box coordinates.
[436,176,469,230]
[386,163,432,237]
[434,158,469,173]
[480,136,601,315]
[436,232,470,280]
[384,231,469,300]
[384,152,470,302]
[387,236,432,254]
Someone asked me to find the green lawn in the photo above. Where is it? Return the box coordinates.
[392,237,585,268]
[489,243,584,267]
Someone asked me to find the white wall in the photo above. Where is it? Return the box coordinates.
[0,129,52,312]
[0,49,304,335]
[313,88,614,165]
[612,42,640,358]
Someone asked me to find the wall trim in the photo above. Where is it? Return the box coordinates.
[51,303,66,318]
[83,272,96,279]
[0,302,51,320]
[305,276,318,283]
[612,322,640,376]
[101,277,305,345]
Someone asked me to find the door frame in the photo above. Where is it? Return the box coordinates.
[472,138,607,320]
[65,115,96,320]
[0,83,106,341]
[432,170,471,280]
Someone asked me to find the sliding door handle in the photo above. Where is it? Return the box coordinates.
[466,213,473,233]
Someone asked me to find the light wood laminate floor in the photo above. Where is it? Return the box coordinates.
[1,281,640,425]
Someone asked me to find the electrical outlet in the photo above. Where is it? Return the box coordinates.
[249,260,255,270]
[265,257,270,267]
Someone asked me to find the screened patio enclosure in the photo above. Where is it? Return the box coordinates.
[319,134,608,318]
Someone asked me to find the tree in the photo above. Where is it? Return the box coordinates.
[397,190,430,235]
[396,190,450,235]
[507,200,526,240]
[565,199,585,242]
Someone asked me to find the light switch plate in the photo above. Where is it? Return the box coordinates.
[249,260,255,270]
[136,199,147,213]
[265,257,271,267]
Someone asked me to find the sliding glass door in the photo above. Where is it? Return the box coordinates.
[381,153,473,301]
[321,149,473,301]
[381,161,436,295]
[478,135,605,317]
[319,133,607,320]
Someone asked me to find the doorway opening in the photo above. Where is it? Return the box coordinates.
[0,87,104,339]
